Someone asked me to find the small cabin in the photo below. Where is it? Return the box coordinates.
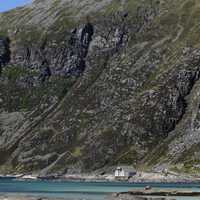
[114,166,136,178]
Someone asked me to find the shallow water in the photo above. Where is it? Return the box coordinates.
[0,179,200,200]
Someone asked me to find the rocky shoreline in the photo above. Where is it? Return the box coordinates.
[109,189,200,200]
[1,191,200,200]
[0,195,172,200]
[1,171,200,183]
[0,196,70,200]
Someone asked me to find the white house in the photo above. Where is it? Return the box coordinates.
[114,166,136,178]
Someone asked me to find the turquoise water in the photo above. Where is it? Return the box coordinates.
[0,179,200,200]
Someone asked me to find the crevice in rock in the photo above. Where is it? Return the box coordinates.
[0,36,11,75]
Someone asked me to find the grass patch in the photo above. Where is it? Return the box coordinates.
[0,65,76,112]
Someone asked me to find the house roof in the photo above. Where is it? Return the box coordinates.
[116,165,136,172]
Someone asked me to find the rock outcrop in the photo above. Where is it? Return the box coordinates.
[109,189,200,200]
[0,37,11,75]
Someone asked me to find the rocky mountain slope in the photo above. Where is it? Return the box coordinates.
[0,0,200,175]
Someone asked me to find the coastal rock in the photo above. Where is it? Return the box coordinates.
[109,189,200,200]
[109,193,172,200]
[0,37,11,73]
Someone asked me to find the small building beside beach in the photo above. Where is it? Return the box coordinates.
[114,166,136,178]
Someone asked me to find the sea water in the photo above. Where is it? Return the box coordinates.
[0,179,200,200]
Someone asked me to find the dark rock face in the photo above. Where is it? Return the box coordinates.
[135,52,200,138]
[62,22,94,77]
[0,37,11,74]
[10,22,95,81]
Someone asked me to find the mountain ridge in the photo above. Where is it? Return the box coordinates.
[0,0,200,175]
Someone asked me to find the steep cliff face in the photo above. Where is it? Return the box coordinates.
[0,0,200,174]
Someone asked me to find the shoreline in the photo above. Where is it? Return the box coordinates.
[1,172,200,183]
[1,190,200,200]
[0,195,70,200]
[109,189,200,200]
